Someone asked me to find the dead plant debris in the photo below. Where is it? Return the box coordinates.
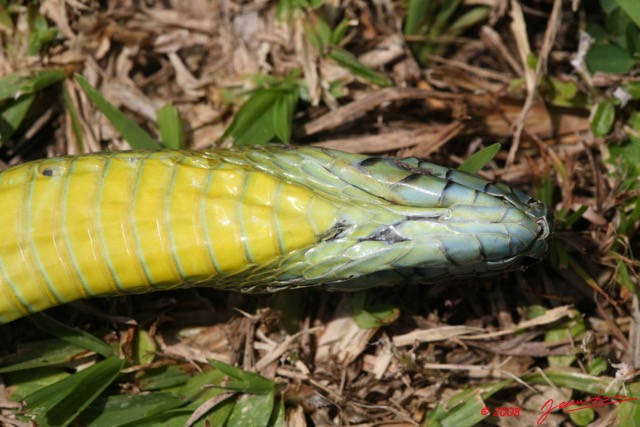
[1,0,639,426]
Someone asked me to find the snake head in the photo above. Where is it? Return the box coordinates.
[520,198,555,263]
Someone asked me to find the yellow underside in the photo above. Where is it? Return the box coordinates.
[0,152,338,323]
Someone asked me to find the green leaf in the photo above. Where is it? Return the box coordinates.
[276,0,324,21]
[305,15,331,51]
[226,393,275,427]
[446,6,489,35]
[0,339,87,373]
[208,360,275,394]
[544,77,587,108]
[587,357,608,376]
[272,91,296,144]
[404,0,433,35]
[178,369,226,401]
[30,313,115,358]
[330,18,350,45]
[156,103,185,149]
[0,68,65,101]
[220,86,299,146]
[615,382,640,427]
[619,197,640,236]
[601,0,619,15]
[118,409,195,427]
[349,292,400,329]
[425,380,512,427]
[563,205,588,227]
[609,111,640,171]
[0,93,34,145]
[544,307,585,368]
[3,368,70,402]
[75,74,159,149]
[536,173,554,207]
[590,101,616,137]
[22,356,125,427]
[132,329,156,365]
[614,0,640,28]
[199,397,235,427]
[221,89,282,146]
[27,4,57,55]
[458,143,501,173]
[79,393,186,427]
[615,259,637,293]
[431,0,462,37]
[586,44,635,74]
[327,46,393,87]
[268,397,285,427]
[625,20,640,54]
[606,5,633,39]
[586,22,609,43]
[569,406,595,426]
[137,365,193,391]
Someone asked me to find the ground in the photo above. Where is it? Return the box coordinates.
[0,1,639,426]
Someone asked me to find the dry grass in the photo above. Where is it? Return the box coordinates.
[1,0,639,426]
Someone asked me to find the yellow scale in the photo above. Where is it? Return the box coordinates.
[0,152,339,323]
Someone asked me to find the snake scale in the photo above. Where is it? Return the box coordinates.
[0,145,553,324]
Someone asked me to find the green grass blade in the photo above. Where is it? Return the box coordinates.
[0,93,34,146]
[137,365,192,391]
[26,4,57,55]
[0,340,86,373]
[22,356,125,427]
[430,0,461,37]
[0,68,64,101]
[328,46,393,87]
[563,205,588,227]
[30,313,115,358]
[75,74,159,149]
[458,143,500,173]
[79,393,186,427]
[446,6,490,35]
[208,360,275,394]
[404,0,433,35]
[3,368,70,402]
[521,368,614,394]
[267,397,285,427]
[156,102,185,149]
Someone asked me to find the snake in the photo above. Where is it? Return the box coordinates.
[0,145,553,324]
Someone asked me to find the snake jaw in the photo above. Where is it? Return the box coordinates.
[524,200,555,262]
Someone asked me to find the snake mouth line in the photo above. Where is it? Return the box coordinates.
[523,202,555,262]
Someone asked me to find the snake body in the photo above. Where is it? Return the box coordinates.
[0,146,553,323]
